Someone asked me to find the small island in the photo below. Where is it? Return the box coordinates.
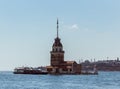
[14,19,98,75]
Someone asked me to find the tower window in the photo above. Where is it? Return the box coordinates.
[59,48,62,51]
[53,48,54,51]
[56,48,57,52]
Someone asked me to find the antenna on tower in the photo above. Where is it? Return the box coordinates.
[57,18,59,38]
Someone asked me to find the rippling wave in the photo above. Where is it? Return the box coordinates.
[0,71,120,89]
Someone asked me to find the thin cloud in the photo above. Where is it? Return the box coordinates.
[71,24,79,30]
[64,24,79,30]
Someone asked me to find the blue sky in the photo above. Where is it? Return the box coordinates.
[0,0,120,70]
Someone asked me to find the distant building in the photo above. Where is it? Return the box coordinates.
[81,58,120,71]
[46,19,81,74]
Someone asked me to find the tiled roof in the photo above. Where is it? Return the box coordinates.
[65,61,76,64]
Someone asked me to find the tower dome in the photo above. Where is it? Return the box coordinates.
[53,37,63,47]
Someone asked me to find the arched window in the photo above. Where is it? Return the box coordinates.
[59,48,62,51]
[53,48,54,51]
[56,48,57,52]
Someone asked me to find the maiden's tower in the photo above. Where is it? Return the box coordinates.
[46,19,81,74]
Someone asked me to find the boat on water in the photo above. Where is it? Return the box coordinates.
[81,71,98,75]
[13,67,48,74]
[81,65,98,75]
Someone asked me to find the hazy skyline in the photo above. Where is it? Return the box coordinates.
[0,0,120,70]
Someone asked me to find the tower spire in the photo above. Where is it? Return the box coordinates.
[57,18,59,38]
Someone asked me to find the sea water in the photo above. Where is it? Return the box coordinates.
[0,71,120,89]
